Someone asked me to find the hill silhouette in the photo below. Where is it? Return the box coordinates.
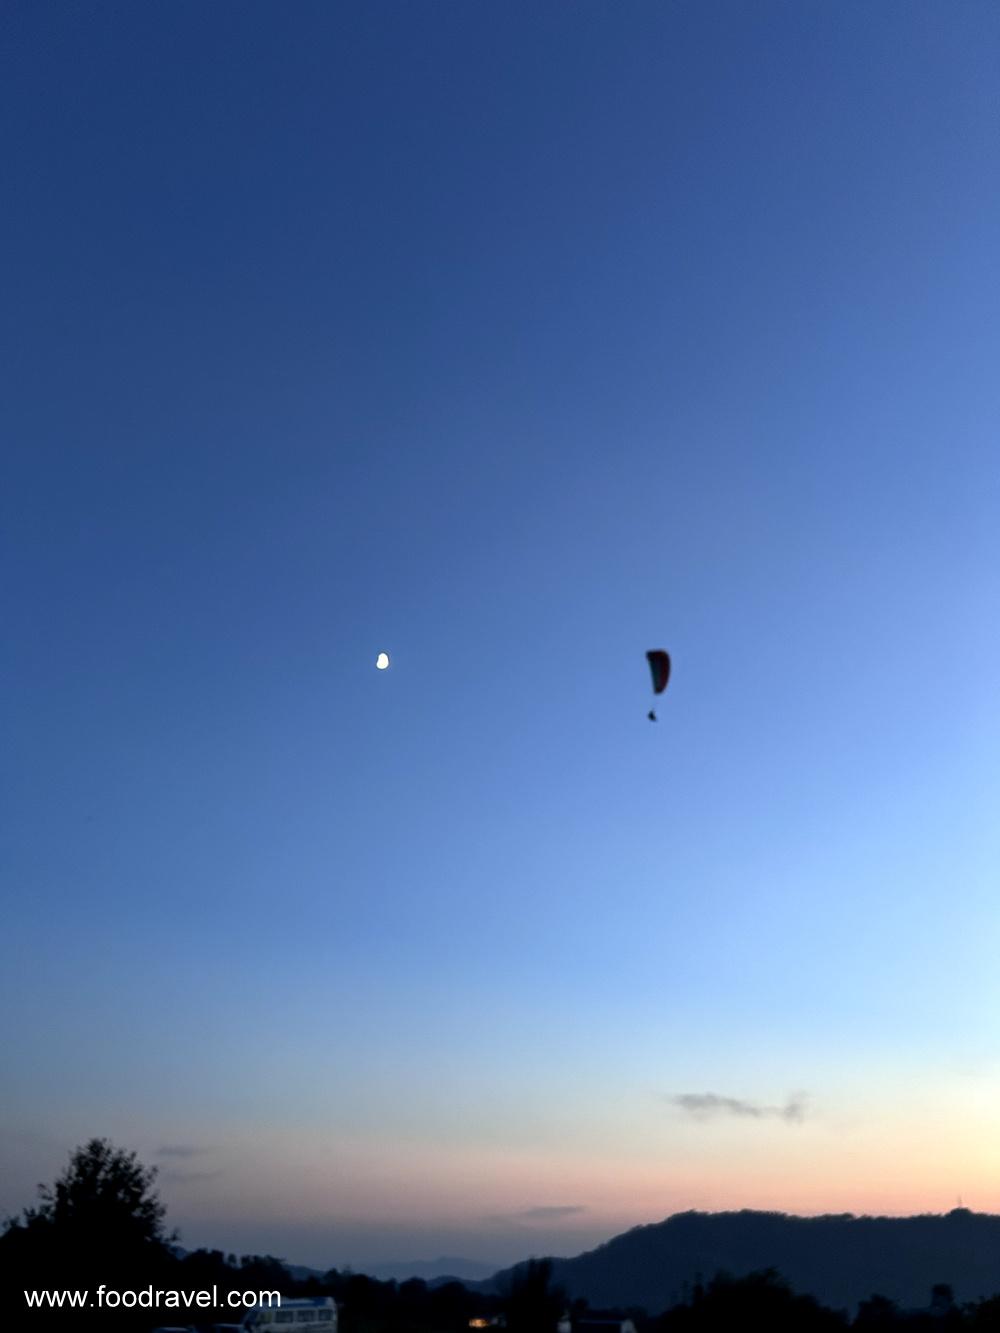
[487,1209,1000,1312]
[367,1257,500,1283]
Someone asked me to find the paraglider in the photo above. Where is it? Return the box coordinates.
[646,649,670,720]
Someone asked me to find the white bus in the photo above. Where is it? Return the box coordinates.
[242,1298,338,1331]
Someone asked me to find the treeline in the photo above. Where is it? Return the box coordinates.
[177,1253,502,1333]
[6,1141,1000,1333]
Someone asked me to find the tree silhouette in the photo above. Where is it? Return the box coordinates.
[1,1137,175,1326]
[34,1139,171,1250]
[504,1259,566,1333]
[655,1268,846,1332]
[854,1294,900,1329]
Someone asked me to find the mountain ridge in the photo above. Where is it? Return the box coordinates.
[366,1257,499,1283]
[485,1208,1000,1312]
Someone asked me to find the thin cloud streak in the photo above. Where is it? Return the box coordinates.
[515,1205,588,1221]
[160,1168,224,1185]
[483,1204,590,1229]
[670,1093,807,1123]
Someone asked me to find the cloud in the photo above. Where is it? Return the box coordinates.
[670,1092,807,1123]
[154,1146,219,1183]
[483,1205,589,1229]
[160,1168,224,1185]
[514,1205,587,1221]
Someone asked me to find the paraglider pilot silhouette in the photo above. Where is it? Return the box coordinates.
[646,649,670,720]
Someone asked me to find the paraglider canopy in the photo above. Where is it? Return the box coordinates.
[646,649,670,695]
[646,650,670,720]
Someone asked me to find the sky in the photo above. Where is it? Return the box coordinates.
[2,0,999,1272]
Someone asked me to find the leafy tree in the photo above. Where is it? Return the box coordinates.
[854,1294,899,1328]
[967,1294,1000,1331]
[504,1259,566,1333]
[238,1253,295,1294]
[33,1138,172,1250]
[656,1268,846,1333]
[1,1137,176,1318]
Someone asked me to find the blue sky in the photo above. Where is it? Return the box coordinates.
[3,0,999,1269]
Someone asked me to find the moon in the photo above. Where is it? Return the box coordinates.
[375,652,390,670]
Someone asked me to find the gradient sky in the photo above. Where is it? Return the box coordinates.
[3,0,999,1272]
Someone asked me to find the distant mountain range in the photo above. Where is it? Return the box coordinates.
[194,1208,1000,1314]
[365,1257,500,1283]
[487,1209,1000,1313]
